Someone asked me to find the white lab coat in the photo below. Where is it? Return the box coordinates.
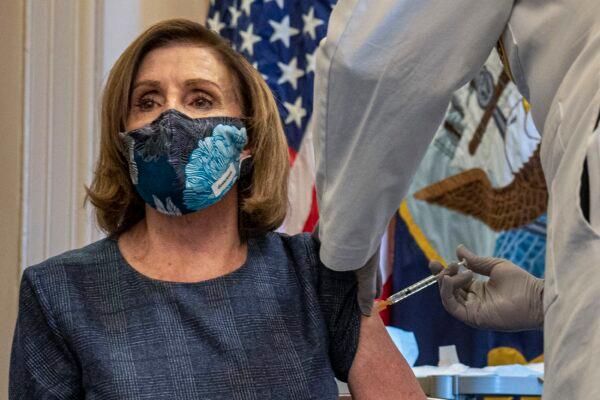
[313,1,599,398]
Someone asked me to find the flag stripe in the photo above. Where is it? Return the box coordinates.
[399,201,446,266]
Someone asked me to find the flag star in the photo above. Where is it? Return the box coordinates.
[306,52,316,74]
[302,8,324,40]
[277,57,305,90]
[228,6,242,27]
[240,0,254,16]
[269,16,300,48]
[206,12,225,34]
[266,0,285,9]
[284,97,307,128]
[240,24,261,56]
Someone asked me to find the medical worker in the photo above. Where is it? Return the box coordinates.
[313,1,599,398]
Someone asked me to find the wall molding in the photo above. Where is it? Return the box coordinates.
[22,0,104,269]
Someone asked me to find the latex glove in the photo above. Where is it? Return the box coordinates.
[313,224,382,316]
[428,245,544,331]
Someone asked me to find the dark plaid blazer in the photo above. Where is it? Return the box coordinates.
[10,233,360,399]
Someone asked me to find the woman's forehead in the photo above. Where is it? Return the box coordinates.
[135,44,233,89]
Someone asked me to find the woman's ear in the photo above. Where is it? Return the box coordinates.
[241,148,252,159]
[240,150,253,179]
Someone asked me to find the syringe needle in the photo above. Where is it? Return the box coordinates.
[375,259,467,312]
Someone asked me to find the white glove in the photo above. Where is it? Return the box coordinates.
[429,245,544,331]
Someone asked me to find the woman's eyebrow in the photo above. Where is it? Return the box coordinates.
[133,80,161,90]
[184,78,222,93]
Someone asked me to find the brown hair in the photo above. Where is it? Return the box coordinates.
[86,19,289,237]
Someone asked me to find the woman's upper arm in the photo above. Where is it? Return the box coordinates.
[302,233,422,396]
[10,268,83,399]
[348,314,426,400]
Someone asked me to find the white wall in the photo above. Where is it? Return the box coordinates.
[103,0,209,80]
[0,2,25,397]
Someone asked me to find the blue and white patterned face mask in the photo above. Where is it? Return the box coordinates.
[120,109,248,216]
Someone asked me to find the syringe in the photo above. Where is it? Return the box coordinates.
[376,259,467,312]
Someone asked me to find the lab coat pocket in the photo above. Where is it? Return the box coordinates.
[545,111,600,314]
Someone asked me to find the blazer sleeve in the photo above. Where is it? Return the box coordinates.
[302,234,361,382]
[9,268,83,400]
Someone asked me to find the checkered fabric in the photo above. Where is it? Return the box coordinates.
[10,232,360,399]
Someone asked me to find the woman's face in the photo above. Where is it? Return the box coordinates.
[126,43,242,131]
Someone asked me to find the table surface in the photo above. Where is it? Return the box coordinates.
[337,374,542,399]
[418,375,542,399]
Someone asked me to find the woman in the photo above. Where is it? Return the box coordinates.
[10,19,424,399]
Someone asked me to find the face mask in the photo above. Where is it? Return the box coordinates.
[120,109,248,216]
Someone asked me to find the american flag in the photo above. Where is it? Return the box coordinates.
[207,0,336,234]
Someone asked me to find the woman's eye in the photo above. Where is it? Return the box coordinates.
[191,96,213,109]
[136,98,158,111]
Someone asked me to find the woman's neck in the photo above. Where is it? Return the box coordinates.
[118,189,248,282]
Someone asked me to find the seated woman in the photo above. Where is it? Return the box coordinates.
[9,19,425,399]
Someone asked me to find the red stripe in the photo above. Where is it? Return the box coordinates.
[288,146,298,165]
[377,217,397,326]
[379,279,393,326]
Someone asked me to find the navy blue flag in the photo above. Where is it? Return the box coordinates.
[391,213,544,367]
[390,52,545,370]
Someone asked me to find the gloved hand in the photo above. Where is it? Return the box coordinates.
[428,245,544,331]
[312,224,381,316]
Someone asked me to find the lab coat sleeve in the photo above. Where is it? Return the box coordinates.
[313,0,514,271]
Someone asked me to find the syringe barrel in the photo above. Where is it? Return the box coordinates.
[385,259,467,305]
[388,274,438,304]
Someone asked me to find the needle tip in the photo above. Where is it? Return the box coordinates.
[375,300,390,312]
